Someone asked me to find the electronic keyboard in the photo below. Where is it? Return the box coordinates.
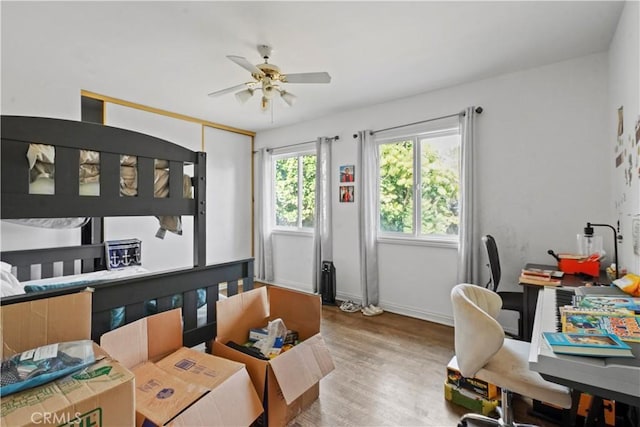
[528,287,640,406]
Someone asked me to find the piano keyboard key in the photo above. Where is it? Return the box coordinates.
[554,288,575,332]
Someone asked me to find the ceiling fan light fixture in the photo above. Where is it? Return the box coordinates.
[234,88,254,104]
[261,96,270,111]
[209,44,331,114]
[280,90,297,106]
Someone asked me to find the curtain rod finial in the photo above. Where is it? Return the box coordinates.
[353,133,358,139]
[475,106,483,114]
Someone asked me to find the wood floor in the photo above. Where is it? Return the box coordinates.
[290,304,561,427]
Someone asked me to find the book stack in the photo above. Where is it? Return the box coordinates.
[519,268,562,286]
[444,356,500,416]
[561,295,640,343]
[545,295,640,358]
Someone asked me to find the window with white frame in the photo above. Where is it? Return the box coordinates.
[272,149,316,230]
[377,125,461,242]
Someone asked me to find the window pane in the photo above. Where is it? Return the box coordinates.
[275,157,299,226]
[420,134,460,235]
[301,154,316,227]
[379,140,413,233]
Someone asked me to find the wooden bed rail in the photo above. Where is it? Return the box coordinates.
[1,243,106,280]
[0,258,255,349]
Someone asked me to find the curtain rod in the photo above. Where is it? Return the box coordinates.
[263,135,339,152]
[368,106,483,136]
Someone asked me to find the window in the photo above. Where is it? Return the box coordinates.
[378,126,461,241]
[273,150,316,230]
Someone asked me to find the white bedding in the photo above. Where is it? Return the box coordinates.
[0,262,23,297]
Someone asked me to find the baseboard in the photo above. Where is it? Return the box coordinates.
[335,291,454,327]
[257,279,314,293]
[381,301,455,327]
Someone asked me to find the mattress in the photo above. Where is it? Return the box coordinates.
[1,264,218,329]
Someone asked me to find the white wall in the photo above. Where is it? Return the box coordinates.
[256,53,611,327]
[0,90,252,275]
[203,127,252,264]
[104,104,201,273]
[608,1,640,275]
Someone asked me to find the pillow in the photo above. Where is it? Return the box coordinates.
[105,239,142,270]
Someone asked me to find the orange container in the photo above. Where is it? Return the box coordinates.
[558,258,600,277]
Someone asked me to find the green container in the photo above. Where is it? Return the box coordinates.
[444,382,499,416]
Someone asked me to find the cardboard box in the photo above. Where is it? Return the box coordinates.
[100,308,263,427]
[0,291,135,427]
[446,356,499,399]
[444,382,499,416]
[212,286,335,427]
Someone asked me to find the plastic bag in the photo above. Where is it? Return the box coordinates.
[0,340,95,397]
[612,273,640,297]
[253,318,288,358]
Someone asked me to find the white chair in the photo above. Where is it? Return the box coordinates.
[451,284,572,427]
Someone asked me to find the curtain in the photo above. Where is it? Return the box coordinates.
[312,137,333,293]
[457,107,479,284]
[357,130,379,306]
[255,148,274,282]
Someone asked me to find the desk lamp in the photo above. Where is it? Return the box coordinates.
[583,222,621,279]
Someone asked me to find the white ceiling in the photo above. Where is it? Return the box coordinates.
[1,1,624,133]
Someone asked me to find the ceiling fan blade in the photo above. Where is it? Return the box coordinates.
[207,83,251,97]
[227,55,265,76]
[281,72,331,84]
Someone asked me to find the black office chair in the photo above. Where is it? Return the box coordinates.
[482,235,524,340]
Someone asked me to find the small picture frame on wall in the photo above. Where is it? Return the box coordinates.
[340,165,355,183]
[339,186,354,203]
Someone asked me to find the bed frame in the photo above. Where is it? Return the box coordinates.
[0,115,254,348]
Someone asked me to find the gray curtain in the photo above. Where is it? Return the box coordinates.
[357,130,379,306]
[457,107,479,284]
[312,137,333,293]
[255,148,274,282]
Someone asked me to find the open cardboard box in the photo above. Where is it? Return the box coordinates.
[0,290,135,427]
[100,307,263,427]
[212,286,335,427]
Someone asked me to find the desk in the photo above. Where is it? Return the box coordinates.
[529,287,640,408]
[519,263,608,342]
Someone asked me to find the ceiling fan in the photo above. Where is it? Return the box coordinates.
[208,44,331,111]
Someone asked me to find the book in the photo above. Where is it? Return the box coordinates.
[575,295,640,314]
[560,307,640,343]
[518,274,561,286]
[542,332,634,357]
[521,268,564,279]
[557,253,588,260]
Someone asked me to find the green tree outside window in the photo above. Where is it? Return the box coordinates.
[379,131,460,237]
[274,153,316,228]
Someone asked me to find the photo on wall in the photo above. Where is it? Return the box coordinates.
[340,165,355,182]
[339,186,354,203]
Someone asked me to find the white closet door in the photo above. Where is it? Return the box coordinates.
[105,104,200,272]
[203,126,252,264]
